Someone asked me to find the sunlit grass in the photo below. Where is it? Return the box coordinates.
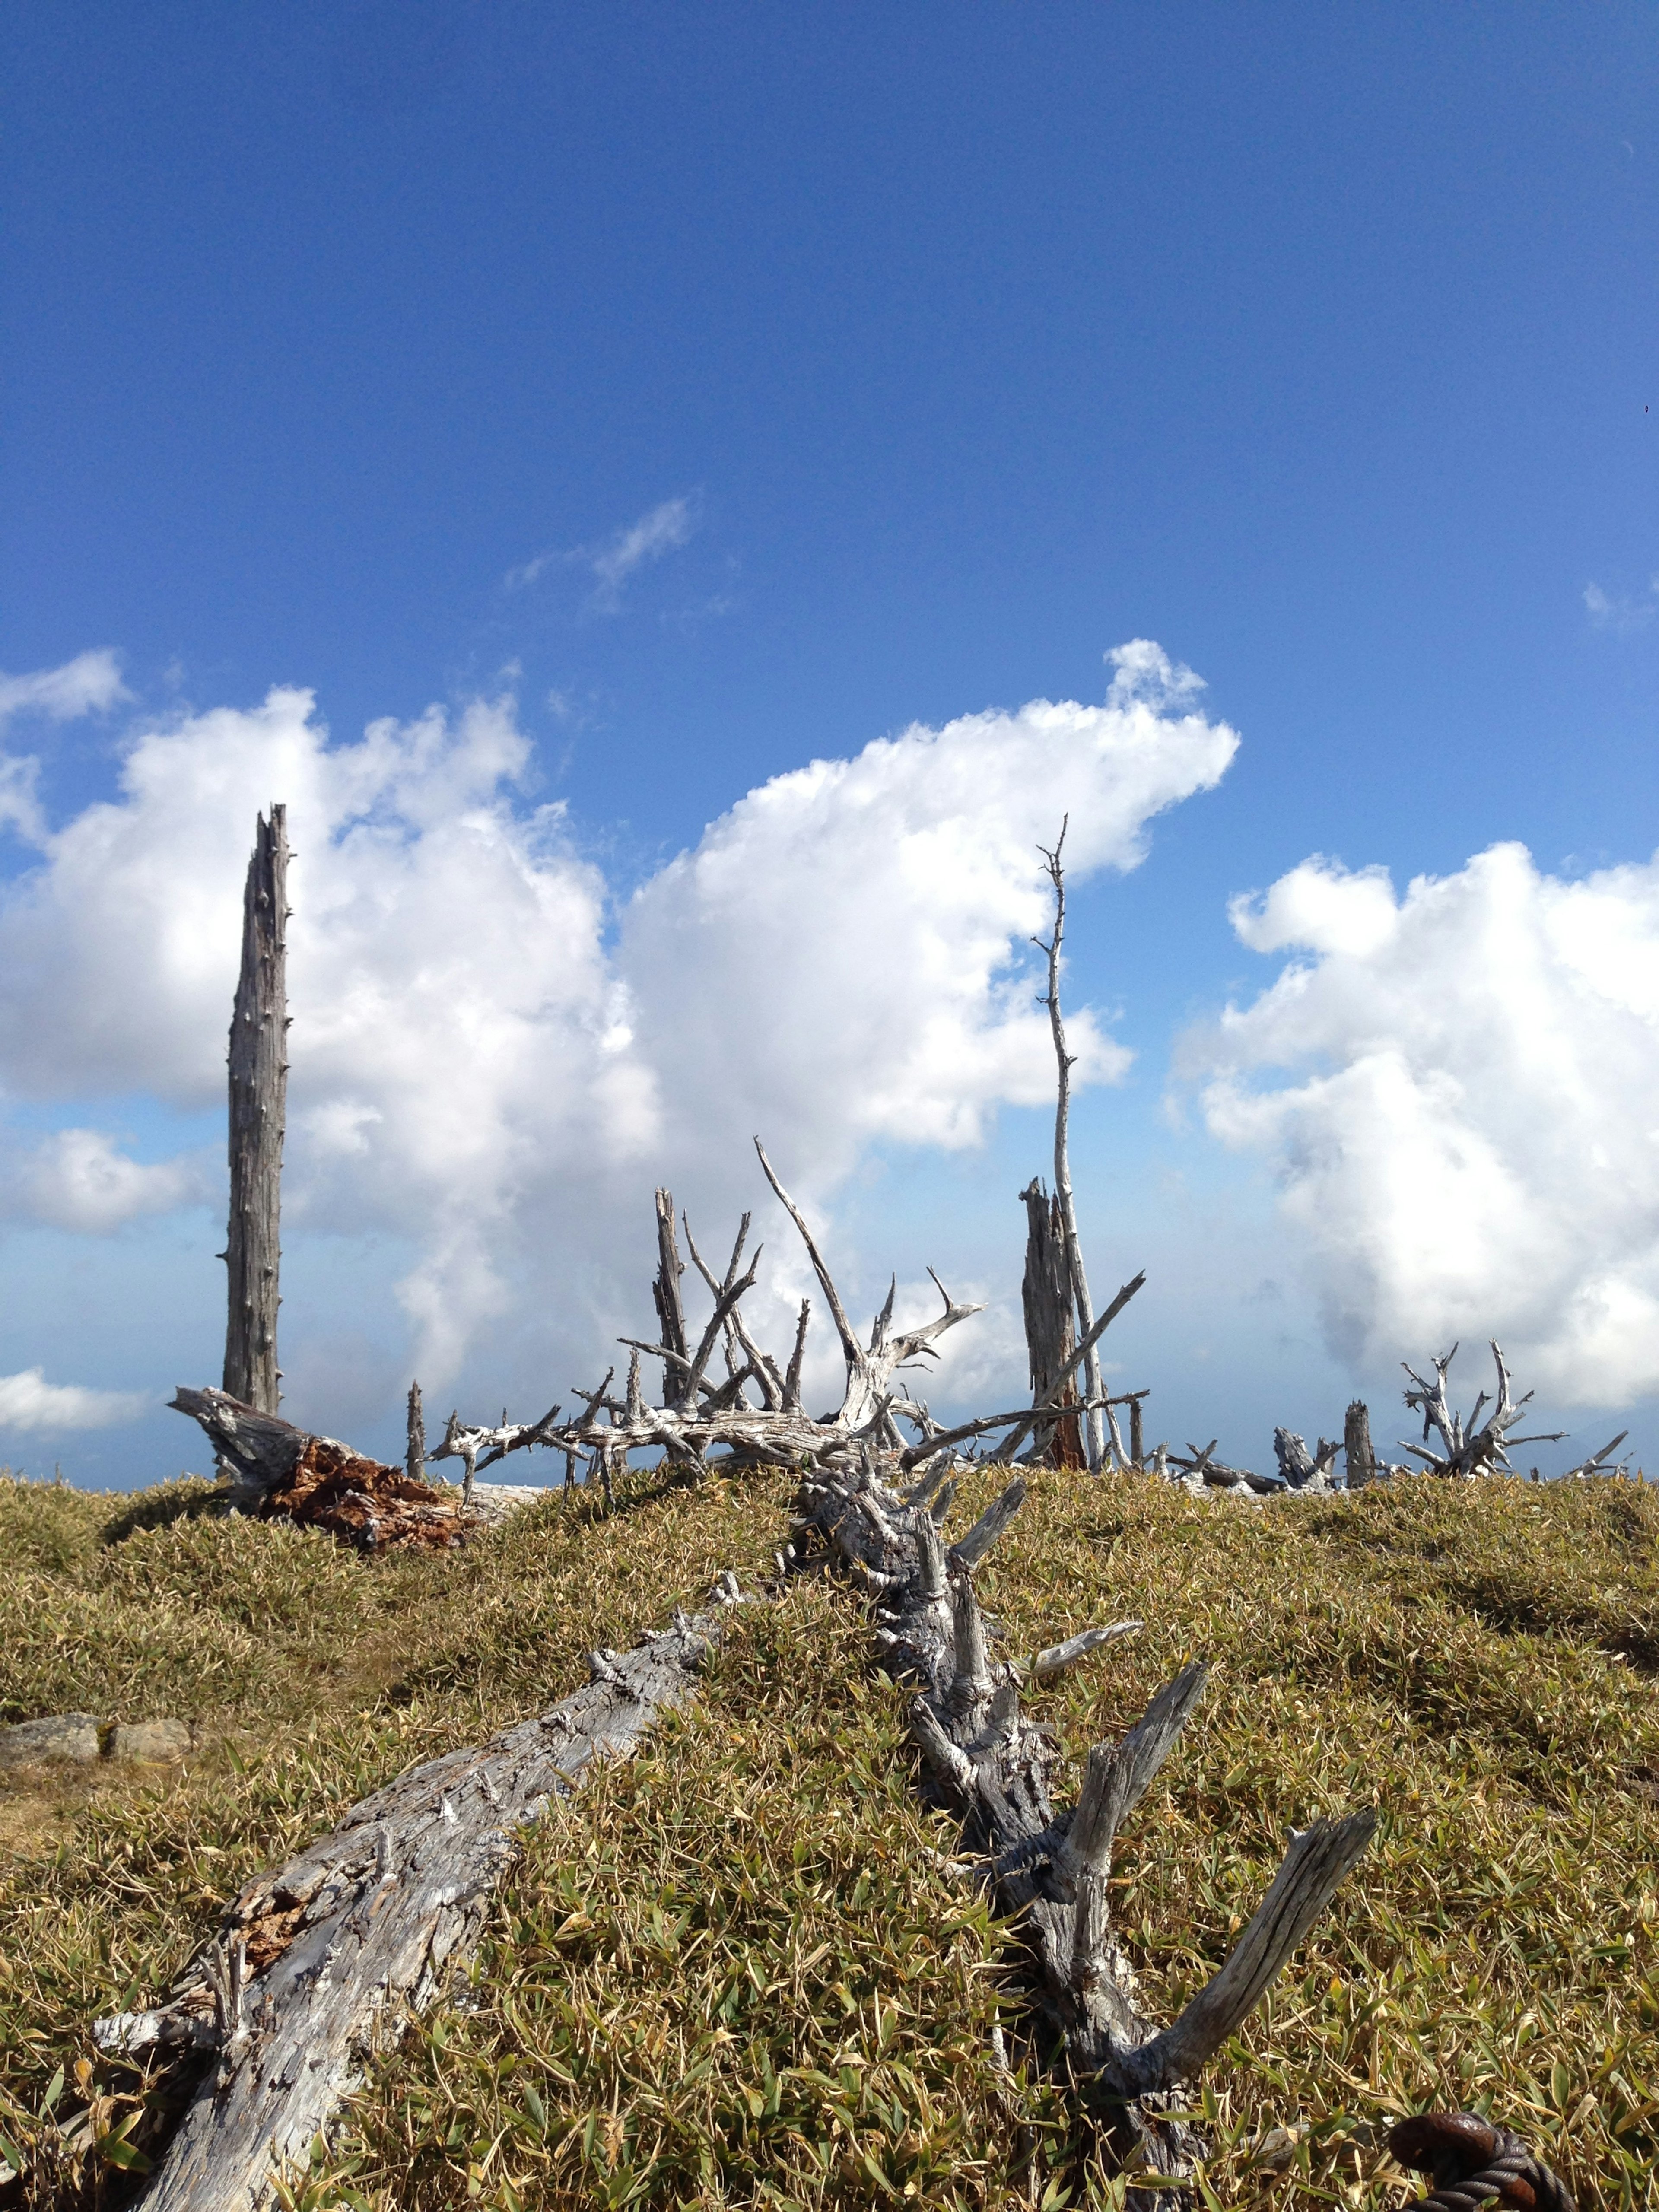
[1,1465,1654,2209]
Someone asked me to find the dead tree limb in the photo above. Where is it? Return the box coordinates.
[1399,1342,1565,1478]
[652,1188,690,1407]
[793,1452,1374,2206]
[1343,1398,1376,1488]
[1034,819,1106,1468]
[223,805,289,1414]
[100,1604,727,2212]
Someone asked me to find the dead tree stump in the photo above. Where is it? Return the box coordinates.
[223,805,289,1415]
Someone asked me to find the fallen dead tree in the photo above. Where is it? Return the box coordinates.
[94,1600,734,2212]
[792,1447,1376,2205]
[167,1387,550,1550]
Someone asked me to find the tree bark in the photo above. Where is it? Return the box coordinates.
[223,806,289,1415]
[652,1188,690,1407]
[1035,822,1106,1468]
[1343,1399,1375,1489]
[98,1608,723,2212]
[1019,1178,1084,1468]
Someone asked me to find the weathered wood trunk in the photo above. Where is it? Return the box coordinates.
[1019,1178,1085,1468]
[795,1450,1375,2207]
[1035,824,1106,1467]
[223,806,289,1415]
[1344,1398,1376,1488]
[98,1608,722,2212]
[652,1187,690,1407]
[406,1379,425,1483]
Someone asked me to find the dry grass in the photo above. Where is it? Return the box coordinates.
[1,1464,1655,2210]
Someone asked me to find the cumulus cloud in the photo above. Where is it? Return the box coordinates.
[4,1129,210,1233]
[0,645,1236,1413]
[1189,844,1659,1402]
[0,1368,150,1433]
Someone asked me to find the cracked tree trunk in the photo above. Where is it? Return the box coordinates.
[223,806,289,1415]
[1020,1179,1084,1469]
[1344,1399,1376,1489]
[97,1609,724,2212]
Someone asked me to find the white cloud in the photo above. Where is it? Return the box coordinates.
[1583,578,1659,635]
[5,1129,209,1233]
[0,651,133,844]
[505,496,699,612]
[1189,844,1659,1402]
[0,647,1236,1415]
[0,648,129,728]
[0,1368,150,1434]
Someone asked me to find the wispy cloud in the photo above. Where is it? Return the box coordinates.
[505,496,700,612]
[3,1129,211,1233]
[0,648,130,727]
[1583,578,1659,635]
[0,1367,150,1434]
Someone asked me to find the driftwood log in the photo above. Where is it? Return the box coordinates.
[96,1603,731,2211]
[223,806,289,1416]
[791,1445,1376,2206]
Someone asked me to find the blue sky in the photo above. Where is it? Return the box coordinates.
[2,3,1657,1486]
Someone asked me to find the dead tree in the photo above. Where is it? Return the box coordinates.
[96,1603,728,2212]
[1343,1398,1376,1488]
[405,1379,425,1483]
[793,1449,1375,2204]
[1019,1178,1084,1468]
[1399,1342,1565,1477]
[223,805,289,1414]
[651,1187,690,1407]
[168,1388,547,1549]
[1034,820,1108,1468]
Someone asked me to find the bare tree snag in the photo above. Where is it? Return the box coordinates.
[1019,1178,1084,1468]
[1399,1343,1565,1478]
[98,1605,725,2212]
[405,1379,425,1484]
[793,1452,1375,2206]
[223,805,289,1416]
[652,1188,690,1407]
[1034,820,1106,1468]
[1343,1399,1375,1488]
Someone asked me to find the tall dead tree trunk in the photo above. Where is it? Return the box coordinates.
[223,806,289,1415]
[1035,820,1106,1468]
[1019,1178,1084,1468]
[652,1188,690,1408]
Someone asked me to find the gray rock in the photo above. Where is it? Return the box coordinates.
[110,1718,193,1763]
[0,1713,103,1765]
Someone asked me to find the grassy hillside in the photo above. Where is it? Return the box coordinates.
[0,1465,1654,2209]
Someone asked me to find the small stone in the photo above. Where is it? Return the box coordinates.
[110,1719,193,1764]
[0,1713,103,1766]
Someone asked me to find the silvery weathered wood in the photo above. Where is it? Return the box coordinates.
[795,1450,1375,2207]
[223,806,289,1416]
[652,1187,691,1407]
[1033,822,1107,1467]
[100,1606,724,2212]
[1399,1342,1565,1478]
[1343,1399,1376,1487]
[405,1379,425,1484]
[1020,1177,1085,1468]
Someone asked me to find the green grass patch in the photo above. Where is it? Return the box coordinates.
[1,1466,1655,2209]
